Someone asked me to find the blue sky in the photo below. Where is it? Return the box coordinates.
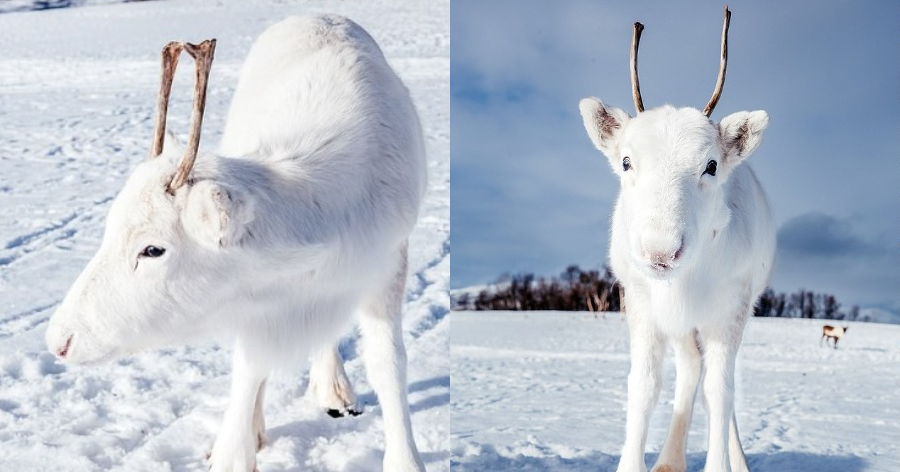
[451,1,900,311]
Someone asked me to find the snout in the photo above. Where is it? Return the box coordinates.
[45,312,112,364]
[45,319,75,361]
[638,234,685,277]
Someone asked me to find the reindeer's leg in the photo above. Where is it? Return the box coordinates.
[309,343,360,417]
[728,411,750,472]
[617,295,665,472]
[820,333,825,347]
[833,337,839,349]
[652,331,702,472]
[699,336,735,472]
[208,339,269,472]
[699,308,749,472]
[357,241,424,472]
[252,380,267,451]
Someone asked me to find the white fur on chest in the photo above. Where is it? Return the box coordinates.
[641,273,742,337]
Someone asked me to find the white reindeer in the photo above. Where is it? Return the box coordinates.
[45,15,426,472]
[579,8,775,472]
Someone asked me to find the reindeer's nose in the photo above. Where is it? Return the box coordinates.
[46,319,75,360]
[55,334,74,359]
[641,235,684,271]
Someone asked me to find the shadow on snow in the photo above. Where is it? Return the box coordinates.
[451,448,869,472]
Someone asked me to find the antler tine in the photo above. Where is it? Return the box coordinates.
[150,41,184,159]
[703,6,731,117]
[630,22,645,114]
[168,39,217,193]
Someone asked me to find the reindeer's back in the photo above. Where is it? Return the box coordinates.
[219,15,426,248]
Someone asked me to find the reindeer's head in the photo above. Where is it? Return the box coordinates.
[44,40,255,364]
[580,7,768,279]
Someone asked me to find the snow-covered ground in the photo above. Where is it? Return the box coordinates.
[0,1,448,470]
[0,0,141,15]
[451,311,900,471]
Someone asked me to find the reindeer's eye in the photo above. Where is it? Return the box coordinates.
[622,157,632,171]
[139,246,166,258]
[703,160,717,177]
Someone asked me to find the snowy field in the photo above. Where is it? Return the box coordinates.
[0,0,143,14]
[451,311,900,471]
[0,0,449,470]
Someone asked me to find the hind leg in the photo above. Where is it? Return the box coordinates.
[309,344,360,417]
[728,411,750,472]
[252,380,267,451]
[357,241,424,472]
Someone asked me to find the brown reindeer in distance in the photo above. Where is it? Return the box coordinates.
[821,325,849,349]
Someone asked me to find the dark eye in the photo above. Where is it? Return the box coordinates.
[622,156,632,171]
[139,246,166,258]
[703,160,717,176]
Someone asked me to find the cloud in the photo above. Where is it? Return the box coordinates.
[776,212,882,259]
[770,212,898,310]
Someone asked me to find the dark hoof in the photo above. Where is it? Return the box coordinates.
[326,407,363,418]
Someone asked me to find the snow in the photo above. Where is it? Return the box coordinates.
[0,0,448,470]
[451,311,900,471]
[0,0,131,15]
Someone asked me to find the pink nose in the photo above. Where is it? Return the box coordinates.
[54,334,74,359]
[641,237,684,270]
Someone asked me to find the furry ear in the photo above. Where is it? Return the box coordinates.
[579,97,631,159]
[718,110,769,164]
[180,181,254,249]
[155,131,185,162]
[163,130,183,150]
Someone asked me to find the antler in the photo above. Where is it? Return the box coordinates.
[168,39,216,193]
[702,6,731,117]
[148,38,217,193]
[150,42,184,159]
[630,22,645,114]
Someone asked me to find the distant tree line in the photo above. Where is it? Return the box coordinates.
[452,265,622,313]
[754,287,859,321]
[452,264,860,321]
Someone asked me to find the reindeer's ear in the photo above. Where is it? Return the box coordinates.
[718,110,769,164]
[180,181,254,249]
[163,130,183,150]
[579,98,630,159]
[155,131,186,163]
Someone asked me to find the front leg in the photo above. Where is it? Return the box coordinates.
[208,340,270,472]
[728,411,750,472]
[700,337,736,472]
[653,332,702,472]
[618,301,666,472]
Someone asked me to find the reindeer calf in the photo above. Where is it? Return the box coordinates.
[46,15,426,472]
[580,8,774,472]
